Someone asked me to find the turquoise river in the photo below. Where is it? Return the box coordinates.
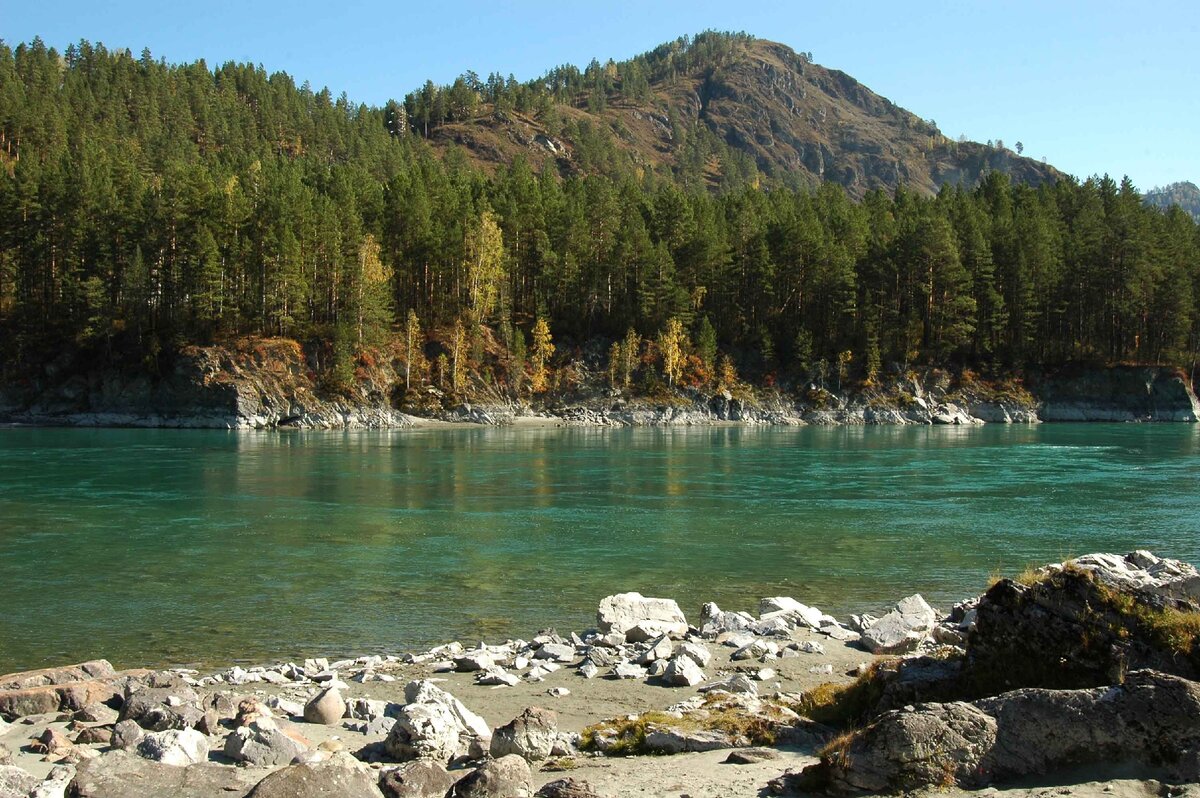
[1,423,1198,673]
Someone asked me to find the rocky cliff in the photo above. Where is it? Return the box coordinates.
[1,340,1197,428]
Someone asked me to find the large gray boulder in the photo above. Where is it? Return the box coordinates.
[118,685,205,731]
[809,669,1200,791]
[596,593,687,641]
[247,752,385,797]
[68,750,260,798]
[861,594,936,654]
[489,707,567,762]
[448,754,533,798]
[223,715,310,766]
[378,759,458,798]
[384,681,489,763]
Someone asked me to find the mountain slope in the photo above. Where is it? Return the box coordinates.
[418,36,1060,198]
[1145,181,1200,220]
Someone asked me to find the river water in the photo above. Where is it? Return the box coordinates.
[1,423,1197,672]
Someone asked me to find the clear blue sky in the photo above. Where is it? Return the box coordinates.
[3,0,1197,188]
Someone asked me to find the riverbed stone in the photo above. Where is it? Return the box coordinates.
[663,656,704,687]
[303,686,345,725]
[596,593,688,641]
[861,594,936,654]
[385,681,489,763]
[118,684,204,731]
[223,715,311,766]
[247,752,385,797]
[135,728,209,766]
[489,707,563,762]
[808,669,1200,790]
[0,681,119,721]
[448,754,532,798]
[110,719,144,751]
[69,750,260,798]
[379,759,458,798]
[535,778,603,798]
[0,661,116,692]
[0,765,39,798]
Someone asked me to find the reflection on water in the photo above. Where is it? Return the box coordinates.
[0,423,1198,672]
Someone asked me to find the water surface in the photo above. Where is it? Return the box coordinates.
[1,423,1197,672]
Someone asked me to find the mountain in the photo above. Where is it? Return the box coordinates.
[1144,181,1200,220]
[416,34,1060,197]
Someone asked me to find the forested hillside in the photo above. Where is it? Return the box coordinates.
[1,34,1197,398]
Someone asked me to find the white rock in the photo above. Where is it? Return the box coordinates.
[612,662,647,680]
[635,635,674,664]
[136,728,209,766]
[578,662,599,680]
[798,640,826,655]
[476,669,520,687]
[755,668,777,681]
[534,643,575,663]
[663,656,704,687]
[546,687,570,697]
[759,597,824,629]
[676,641,712,668]
[597,592,688,641]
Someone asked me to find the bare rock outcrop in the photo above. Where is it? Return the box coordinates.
[806,670,1200,791]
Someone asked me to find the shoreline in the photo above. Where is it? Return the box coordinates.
[2,552,1199,797]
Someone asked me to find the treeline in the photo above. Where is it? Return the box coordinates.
[0,38,1198,392]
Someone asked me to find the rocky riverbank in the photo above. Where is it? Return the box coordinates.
[1,338,1197,428]
[1,551,1199,797]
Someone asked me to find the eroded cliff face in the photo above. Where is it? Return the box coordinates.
[1031,366,1200,422]
[0,340,1196,428]
[0,339,412,429]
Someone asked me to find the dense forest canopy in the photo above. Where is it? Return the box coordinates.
[1,34,1197,393]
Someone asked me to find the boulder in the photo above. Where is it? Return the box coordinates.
[0,681,119,721]
[303,686,345,725]
[663,656,704,687]
[134,728,209,766]
[109,720,144,751]
[808,669,1200,791]
[118,685,204,731]
[453,651,495,673]
[384,681,489,763]
[860,594,936,655]
[1070,550,1200,608]
[643,727,732,754]
[448,754,533,798]
[633,635,673,665]
[0,765,39,798]
[247,752,385,797]
[223,716,310,766]
[67,750,260,798]
[535,778,603,798]
[759,597,824,629]
[611,662,646,680]
[74,727,113,746]
[698,602,755,637]
[0,661,115,691]
[489,707,563,762]
[533,643,575,663]
[674,642,711,668]
[29,763,74,798]
[596,593,687,641]
[378,759,458,798]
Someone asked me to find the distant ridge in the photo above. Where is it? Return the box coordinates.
[1145,181,1200,220]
